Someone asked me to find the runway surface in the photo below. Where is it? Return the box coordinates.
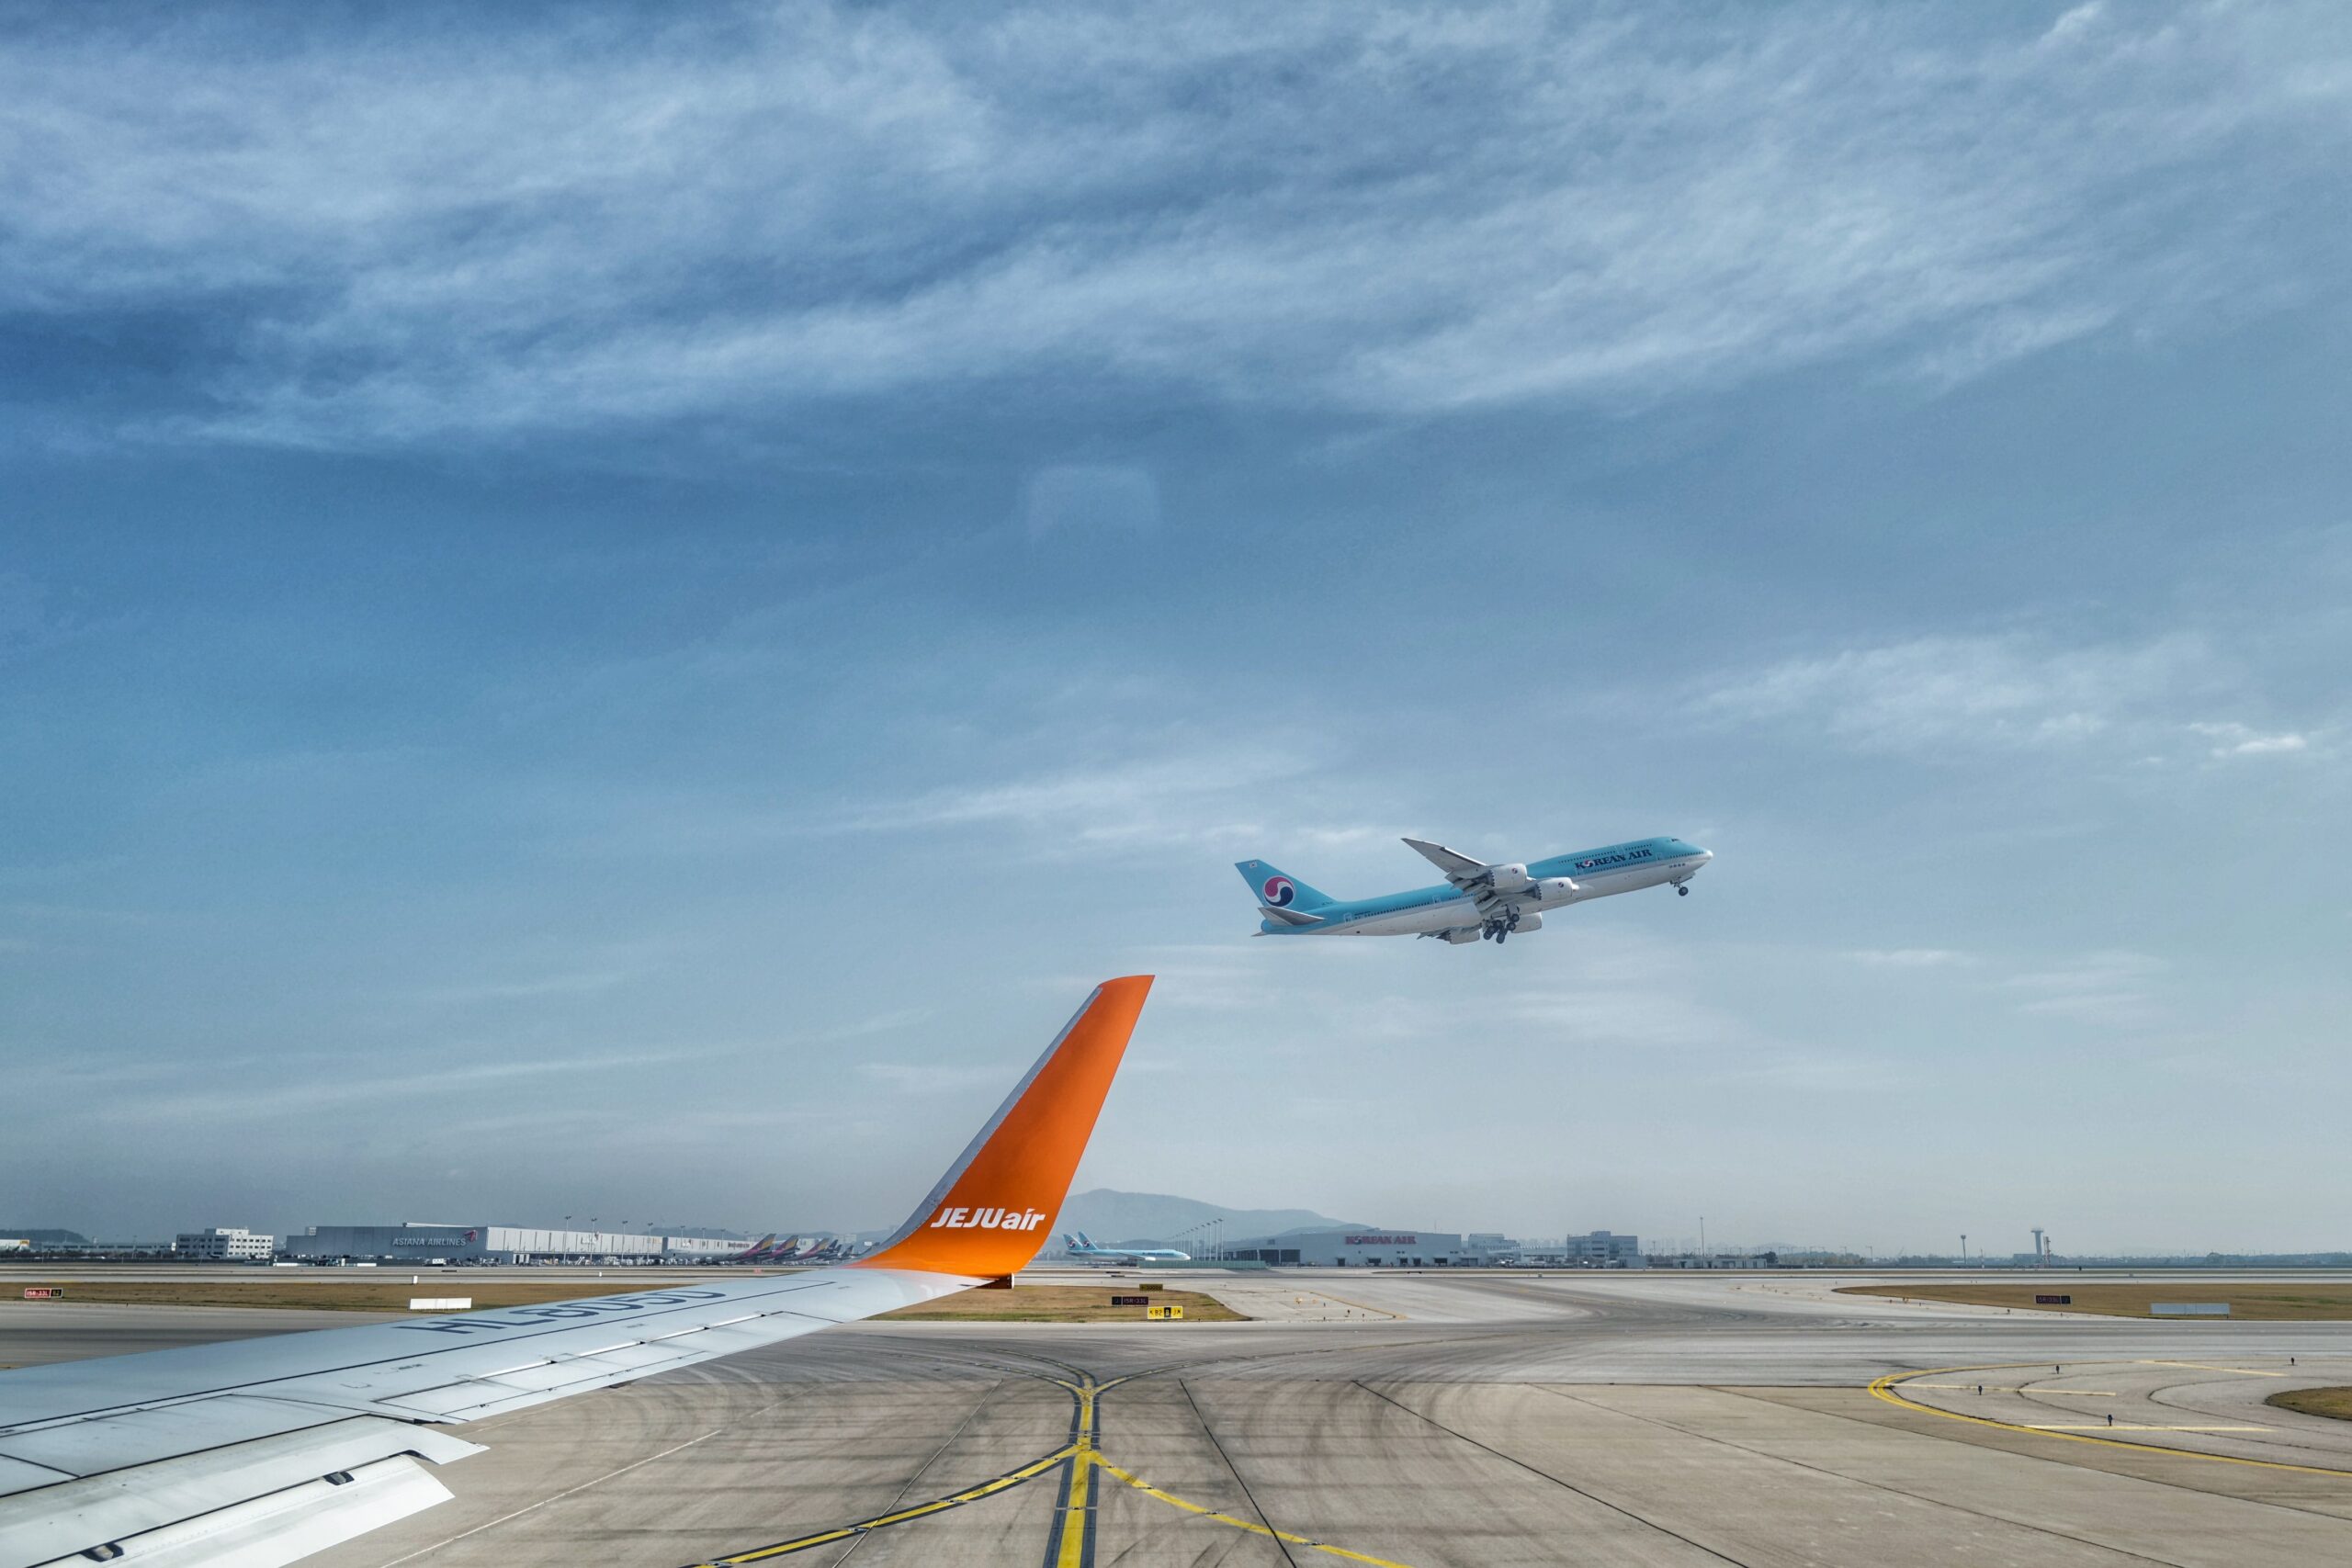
[9,1270,2352,1565]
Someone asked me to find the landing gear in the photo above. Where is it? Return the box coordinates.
[1480,905,1524,942]
[1677,885,1689,897]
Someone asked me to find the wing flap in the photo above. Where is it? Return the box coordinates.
[0,1395,356,1477]
[28,1452,454,1568]
[1,1418,481,1568]
[0,1456,72,1498]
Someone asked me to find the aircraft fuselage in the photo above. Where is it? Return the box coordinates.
[1257,837,1711,938]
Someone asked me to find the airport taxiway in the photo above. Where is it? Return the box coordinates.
[7,1270,2352,1565]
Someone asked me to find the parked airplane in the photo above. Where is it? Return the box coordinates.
[729,1232,779,1263]
[1062,1231,1192,1264]
[0,976,1154,1568]
[1238,835,1713,944]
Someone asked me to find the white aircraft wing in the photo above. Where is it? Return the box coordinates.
[1401,837,1492,890]
[1256,903,1325,927]
[0,976,1155,1568]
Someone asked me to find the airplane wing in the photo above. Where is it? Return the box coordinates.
[1401,837,1492,889]
[0,976,1152,1568]
[1257,903,1325,927]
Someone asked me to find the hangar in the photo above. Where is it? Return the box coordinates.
[1222,1227,1468,1267]
[285,1222,745,1264]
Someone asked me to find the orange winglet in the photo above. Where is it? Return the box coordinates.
[854,976,1153,1278]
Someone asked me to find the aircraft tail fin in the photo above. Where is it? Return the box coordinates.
[854,977,1152,1278]
[1234,859,1334,912]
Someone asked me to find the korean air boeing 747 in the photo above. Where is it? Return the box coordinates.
[1061,1232,1192,1264]
[1238,835,1713,944]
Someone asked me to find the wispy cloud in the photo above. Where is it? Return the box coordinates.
[3,4,2342,446]
[837,750,1306,852]
[411,969,645,1006]
[28,1045,727,1123]
[1021,465,1159,540]
[858,1061,1016,1096]
[1698,628,2343,772]
[1847,948,1978,968]
[2190,721,2315,759]
[2004,949,2165,1024]
[1699,631,2211,753]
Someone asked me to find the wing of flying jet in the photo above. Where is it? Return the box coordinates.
[0,976,1153,1568]
[1400,837,1496,887]
[1401,837,1577,943]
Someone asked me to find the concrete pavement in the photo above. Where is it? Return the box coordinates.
[9,1270,2352,1565]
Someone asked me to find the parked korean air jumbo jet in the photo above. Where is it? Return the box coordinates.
[0,977,1154,1568]
[1238,835,1713,944]
[1061,1231,1192,1264]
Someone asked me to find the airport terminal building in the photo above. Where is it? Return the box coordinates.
[1224,1229,1470,1267]
[1541,1230,1644,1268]
[286,1223,746,1264]
[173,1227,275,1261]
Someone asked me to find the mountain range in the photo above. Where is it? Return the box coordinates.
[1047,1189,1364,1247]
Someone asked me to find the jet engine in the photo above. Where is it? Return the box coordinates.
[1482,863,1532,892]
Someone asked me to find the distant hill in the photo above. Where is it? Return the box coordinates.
[1049,1190,1363,1248]
[0,1228,89,1246]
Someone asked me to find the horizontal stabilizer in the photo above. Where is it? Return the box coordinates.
[1258,903,1325,927]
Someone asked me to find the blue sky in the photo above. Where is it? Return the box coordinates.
[5,1,2347,1253]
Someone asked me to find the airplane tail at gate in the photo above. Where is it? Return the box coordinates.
[1234,859,1335,911]
[854,976,1152,1278]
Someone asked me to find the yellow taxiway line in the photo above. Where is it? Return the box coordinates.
[696,1367,1419,1568]
[1868,1364,2352,1478]
[2024,1425,2269,1433]
[1093,1457,1416,1567]
[1907,1384,2116,1394]
[694,1443,1080,1564]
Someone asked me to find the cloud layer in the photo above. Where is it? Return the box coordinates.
[5,2,2346,446]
